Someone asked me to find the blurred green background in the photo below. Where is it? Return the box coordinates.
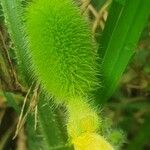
[0,0,150,149]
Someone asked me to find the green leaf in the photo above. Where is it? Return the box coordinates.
[2,90,72,149]
[91,0,106,10]
[96,0,150,104]
[0,0,30,82]
[0,4,4,23]
[26,93,73,150]
[0,91,23,114]
[3,92,21,113]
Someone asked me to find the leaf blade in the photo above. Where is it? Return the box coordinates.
[96,0,150,104]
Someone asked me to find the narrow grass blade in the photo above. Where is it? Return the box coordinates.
[27,93,73,150]
[0,0,30,81]
[3,92,22,113]
[96,0,150,104]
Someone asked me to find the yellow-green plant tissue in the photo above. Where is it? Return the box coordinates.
[25,0,98,103]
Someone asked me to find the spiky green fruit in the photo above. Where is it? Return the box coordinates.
[25,0,98,102]
[67,97,100,137]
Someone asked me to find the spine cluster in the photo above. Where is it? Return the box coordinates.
[25,0,123,149]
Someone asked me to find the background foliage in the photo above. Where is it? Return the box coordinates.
[0,0,150,150]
